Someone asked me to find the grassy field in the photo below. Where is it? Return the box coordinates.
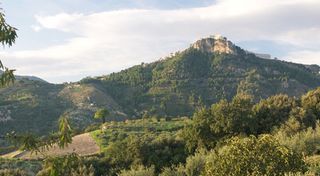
[90,117,190,151]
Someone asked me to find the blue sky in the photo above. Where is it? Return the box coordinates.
[1,0,320,83]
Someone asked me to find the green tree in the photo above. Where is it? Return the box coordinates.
[181,107,215,152]
[204,135,306,176]
[94,108,110,124]
[105,134,187,173]
[37,153,95,176]
[210,93,254,136]
[0,10,17,87]
[237,69,261,96]
[253,94,296,133]
[184,151,207,176]
[301,88,320,126]
[57,116,73,148]
[182,94,254,152]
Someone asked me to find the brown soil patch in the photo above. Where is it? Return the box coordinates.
[1,133,100,159]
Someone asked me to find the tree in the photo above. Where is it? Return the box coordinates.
[94,108,110,124]
[301,88,320,126]
[204,135,306,176]
[252,94,296,133]
[181,107,215,152]
[0,10,17,87]
[182,94,254,152]
[37,153,95,176]
[105,134,187,173]
[58,116,73,148]
[210,93,254,136]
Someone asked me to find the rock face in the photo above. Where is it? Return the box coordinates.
[191,35,237,54]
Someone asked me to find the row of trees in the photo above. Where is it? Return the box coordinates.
[182,88,320,152]
[118,135,306,176]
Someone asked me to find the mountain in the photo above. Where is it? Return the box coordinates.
[1,35,320,136]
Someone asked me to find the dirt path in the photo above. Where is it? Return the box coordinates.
[1,133,100,159]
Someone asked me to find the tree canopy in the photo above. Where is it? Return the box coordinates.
[94,108,110,124]
[0,10,17,87]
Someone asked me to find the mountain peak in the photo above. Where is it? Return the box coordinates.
[191,35,237,54]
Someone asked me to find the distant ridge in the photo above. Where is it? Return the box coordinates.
[0,70,47,83]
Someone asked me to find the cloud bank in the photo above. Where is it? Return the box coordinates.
[1,0,320,83]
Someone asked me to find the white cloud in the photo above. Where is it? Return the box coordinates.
[35,13,84,32]
[2,0,320,83]
[30,25,42,32]
[286,50,320,65]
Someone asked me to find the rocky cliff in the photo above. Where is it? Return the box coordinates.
[191,35,238,54]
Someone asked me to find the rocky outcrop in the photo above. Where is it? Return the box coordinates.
[191,35,237,54]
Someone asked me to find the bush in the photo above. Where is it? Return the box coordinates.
[105,134,187,173]
[0,169,28,176]
[204,135,306,176]
[36,153,95,176]
[184,151,206,176]
[160,166,185,176]
[275,122,320,156]
[118,165,155,176]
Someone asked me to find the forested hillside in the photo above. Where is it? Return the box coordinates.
[1,36,320,136]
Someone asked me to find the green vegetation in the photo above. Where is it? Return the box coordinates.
[90,118,188,151]
[0,158,41,176]
[94,108,110,124]
[0,10,17,87]
[1,40,320,138]
[4,88,320,175]
[204,135,306,175]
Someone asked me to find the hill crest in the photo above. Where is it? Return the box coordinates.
[191,35,238,54]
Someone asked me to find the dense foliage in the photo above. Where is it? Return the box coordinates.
[3,88,320,175]
[204,135,306,175]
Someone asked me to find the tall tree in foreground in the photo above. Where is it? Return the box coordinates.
[0,9,17,87]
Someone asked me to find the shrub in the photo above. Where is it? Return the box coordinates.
[0,169,28,176]
[275,122,320,156]
[204,135,306,176]
[118,165,155,176]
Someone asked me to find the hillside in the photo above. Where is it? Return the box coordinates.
[1,35,320,137]
[94,36,320,117]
